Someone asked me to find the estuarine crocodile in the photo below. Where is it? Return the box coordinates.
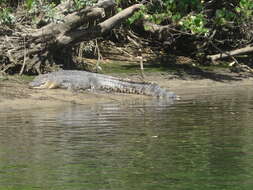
[29,70,177,98]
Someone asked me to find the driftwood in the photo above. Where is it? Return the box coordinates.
[207,45,253,62]
[0,0,143,74]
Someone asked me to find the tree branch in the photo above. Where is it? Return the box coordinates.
[55,0,73,15]
[99,4,142,33]
[56,3,143,46]
[32,0,116,38]
[32,7,105,38]
[207,45,253,61]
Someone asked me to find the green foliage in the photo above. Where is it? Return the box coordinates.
[25,0,34,10]
[26,0,63,23]
[0,0,7,4]
[126,0,252,37]
[0,7,15,25]
[214,0,253,26]
[215,8,236,26]
[163,0,202,16]
[127,0,209,35]
[127,5,146,25]
[73,0,96,10]
[22,0,95,24]
[42,2,60,23]
[149,13,170,24]
[1,0,252,52]
[179,13,209,35]
[236,0,253,20]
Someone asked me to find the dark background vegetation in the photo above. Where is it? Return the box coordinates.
[0,0,252,74]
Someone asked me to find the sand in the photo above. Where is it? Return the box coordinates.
[1,71,252,110]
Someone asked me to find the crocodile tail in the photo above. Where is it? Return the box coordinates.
[109,80,177,99]
[142,83,177,98]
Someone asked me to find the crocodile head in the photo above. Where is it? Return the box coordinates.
[29,75,60,89]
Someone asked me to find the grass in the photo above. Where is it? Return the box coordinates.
[98,59,237,82]
[0,58,233,83]
[100,60,184,75]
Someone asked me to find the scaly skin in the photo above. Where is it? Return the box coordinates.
[29,70,177,98]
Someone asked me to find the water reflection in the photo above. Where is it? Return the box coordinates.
[0,90,253,190]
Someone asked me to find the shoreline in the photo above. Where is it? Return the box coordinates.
[1,71,253,110]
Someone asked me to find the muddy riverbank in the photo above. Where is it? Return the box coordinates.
[1,68,253,110]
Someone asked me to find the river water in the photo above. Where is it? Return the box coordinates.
[1,87,253,190]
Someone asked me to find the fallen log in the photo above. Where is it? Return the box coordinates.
[207,45,253,62]
[0,0,143,74]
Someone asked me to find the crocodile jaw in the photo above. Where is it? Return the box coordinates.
[31,81,59,89]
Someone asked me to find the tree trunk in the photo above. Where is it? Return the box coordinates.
[0,0,143,74]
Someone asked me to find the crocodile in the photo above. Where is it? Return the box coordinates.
[29,70,177,99]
